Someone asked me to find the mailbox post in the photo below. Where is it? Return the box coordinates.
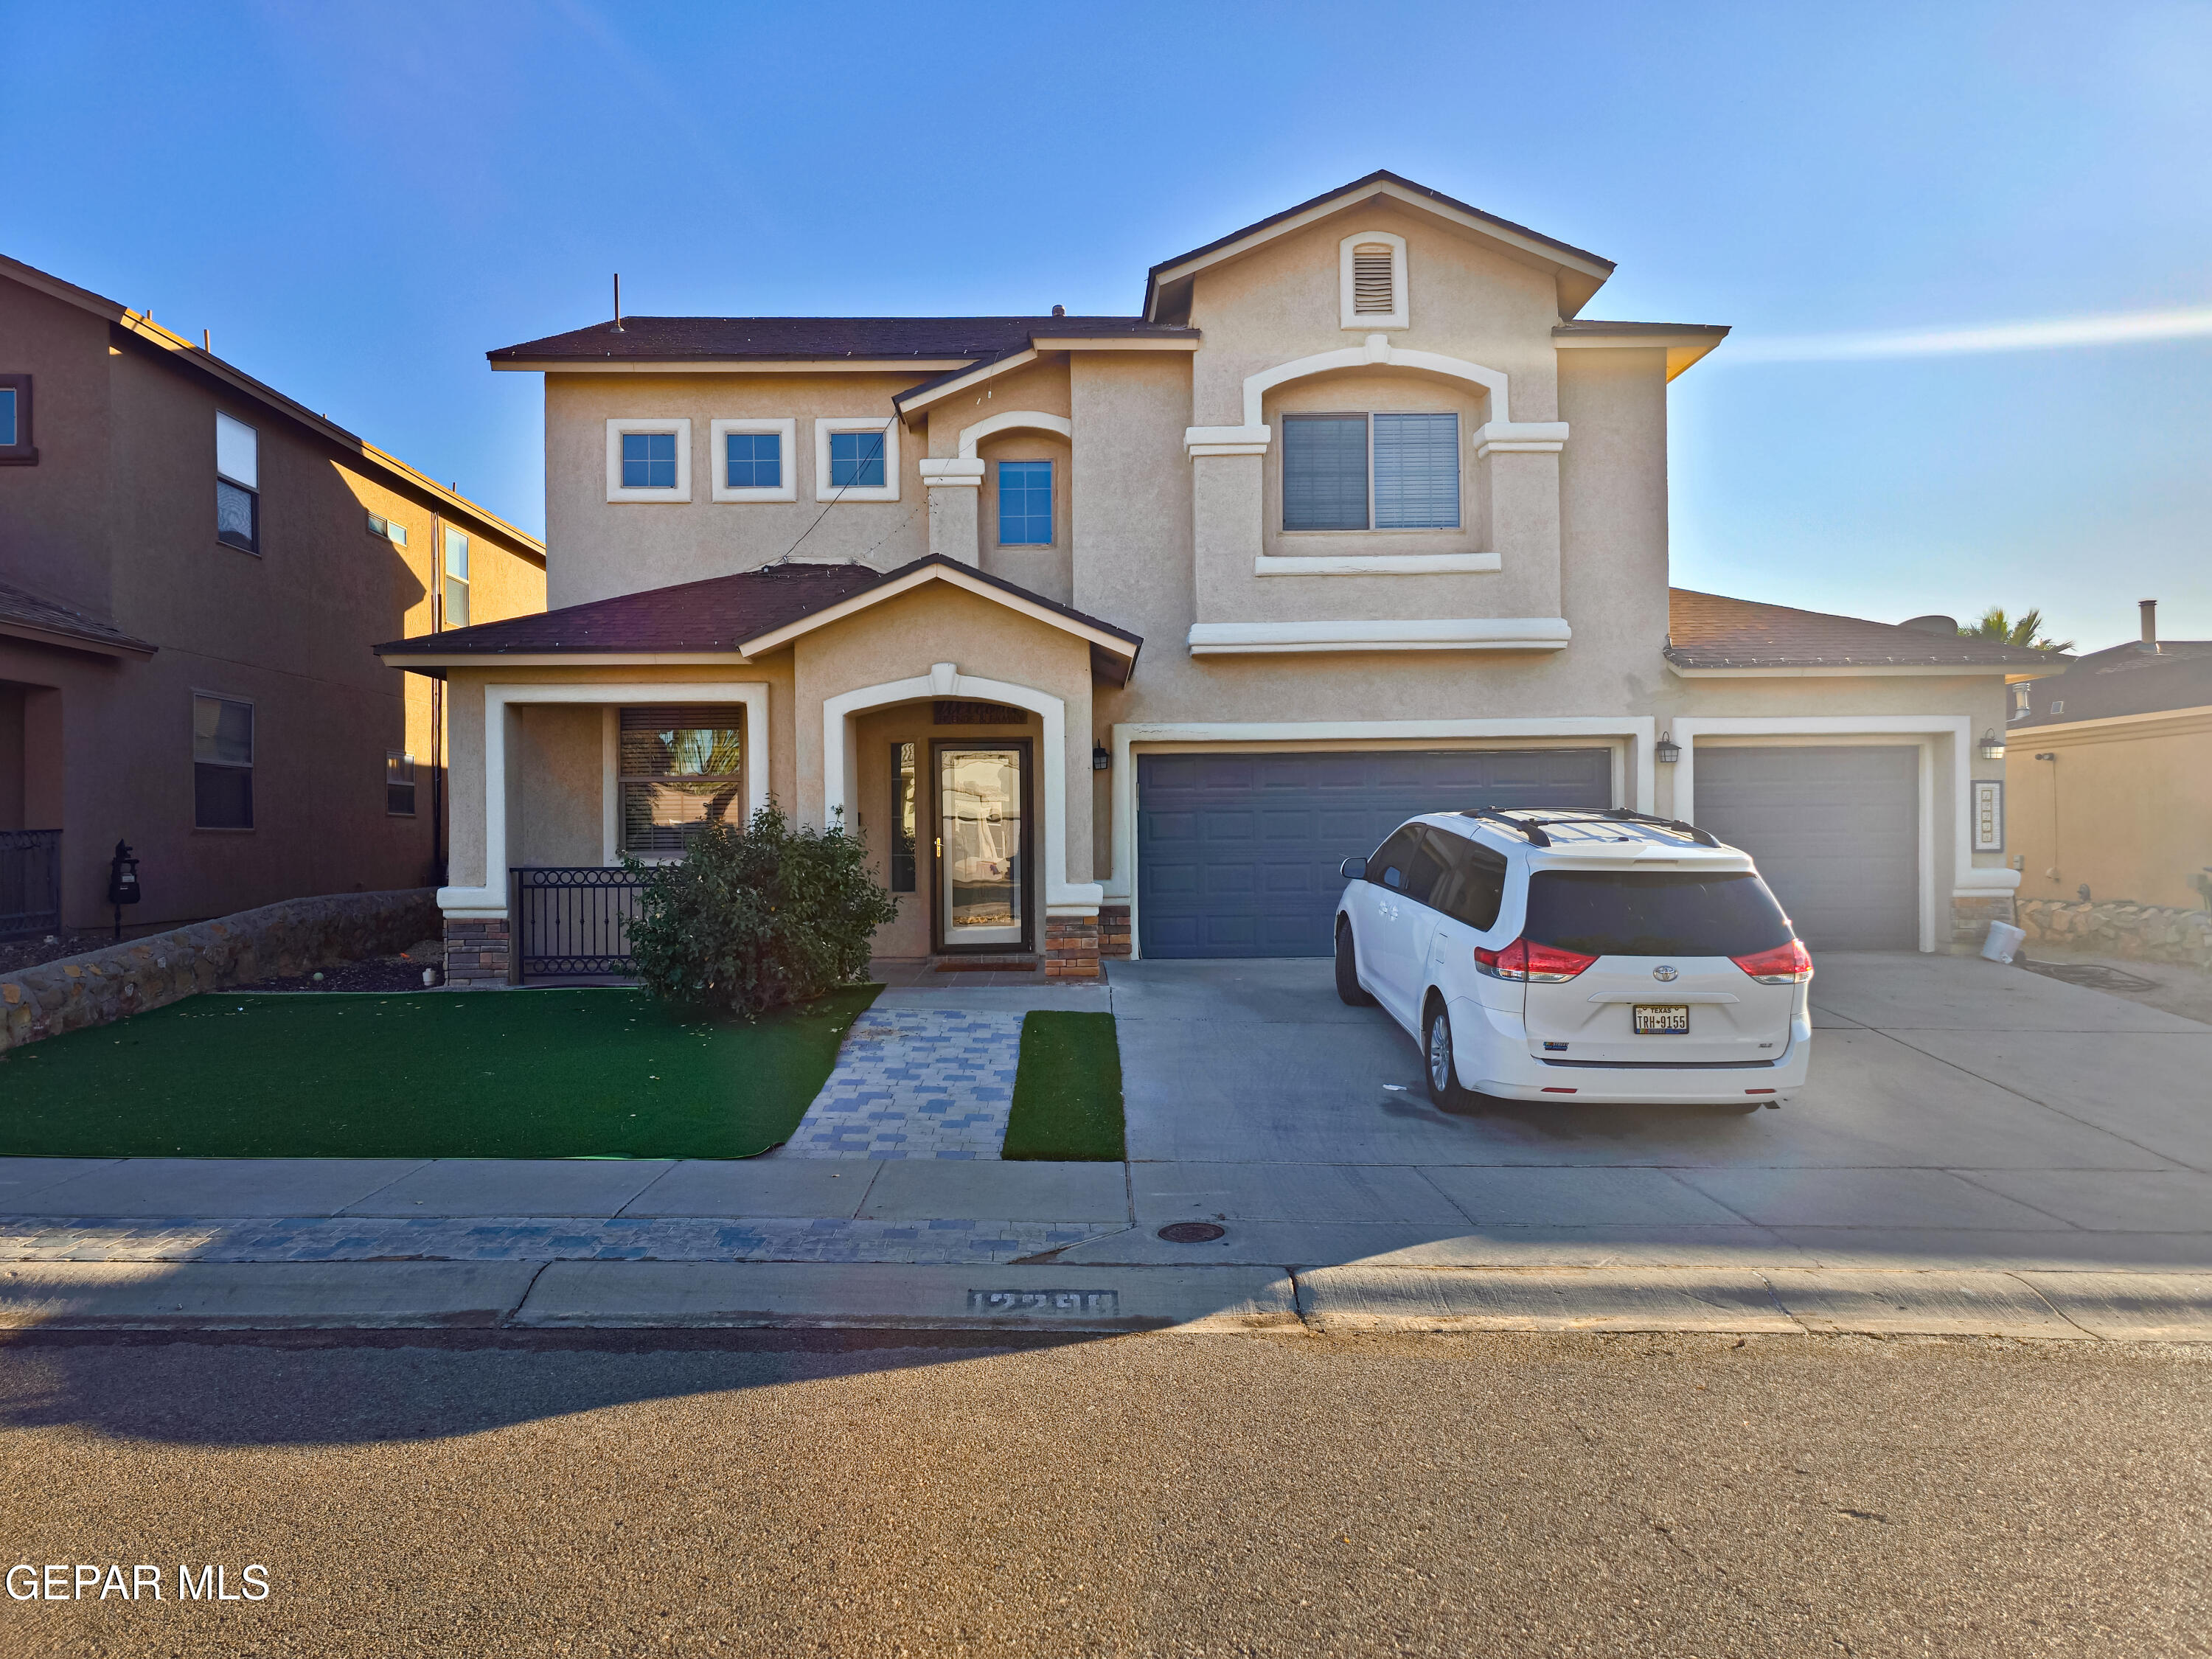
[107,838,141,941]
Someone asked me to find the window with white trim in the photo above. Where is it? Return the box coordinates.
[619,705,746,856]
[192,694,254,829]
[604,418,692,502]
[1282,412,1459,531]
[709,418,798,502]
[813,417,899,502]
[215,412,259,552]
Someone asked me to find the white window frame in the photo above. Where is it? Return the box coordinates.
[709,417,799,503]
[215,411,260,553]
[1339,230,1408,332]
[814,416,900,503]
[604,417,692,503]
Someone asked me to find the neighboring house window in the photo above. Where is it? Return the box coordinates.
[619,706,745,857]
[2048,699,2064,716]
[814,417,900,502]
[622,431,677,488]
[829,429,886,488]
[192,694,254,830]
[997,460,1053,546]
[2010,684,2031,723]
[709,419,796,502]
[604,419,692,502]
[215,412,259,552]
[386,752,417,815]
[890,742,917,892]
[1281,412,1459,532]
[441,528,470,629]
[0,374,34,465]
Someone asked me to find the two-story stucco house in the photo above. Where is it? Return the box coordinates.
[378,173,2044,984]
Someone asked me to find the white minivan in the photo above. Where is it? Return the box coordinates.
[1334,807,1813,1107]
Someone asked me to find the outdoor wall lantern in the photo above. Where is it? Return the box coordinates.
[1977,728,2007,762]
[106,838,142,941]
[1092,743,1110,772]
[1654,732,1681,765]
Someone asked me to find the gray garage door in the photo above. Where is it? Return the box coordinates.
[1137,748,1611,959]
[1694,746,1918,951]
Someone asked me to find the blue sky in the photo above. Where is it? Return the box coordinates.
[8,1,2209,648]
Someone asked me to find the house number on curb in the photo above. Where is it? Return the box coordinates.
[967,1290,1119,1314]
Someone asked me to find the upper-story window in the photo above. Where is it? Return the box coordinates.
[829,430,886,488]
[1338,231,1408,331]
[710,418,798,502]
[997,460,1053,546]
[215,412,260,553]
[814,417,900,502]
[0,374,34,465]
[604,418,692,503]
[441,527,470,629]
[622,432,678,488]
[1282,412,1459,532]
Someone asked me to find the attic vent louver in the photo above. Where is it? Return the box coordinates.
[1352,244,1395,314]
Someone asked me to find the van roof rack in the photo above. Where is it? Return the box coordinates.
[1456,806,1719,850]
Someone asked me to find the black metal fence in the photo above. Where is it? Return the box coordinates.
[1,830,61,942]
[511,866,645,982]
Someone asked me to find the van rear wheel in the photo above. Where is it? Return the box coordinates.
[1424,997,1475,1110]
[1334,919,1374,1006]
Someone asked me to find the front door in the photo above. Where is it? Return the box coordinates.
[932,740,1031,952]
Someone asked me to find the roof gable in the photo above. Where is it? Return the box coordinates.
[1143,170,1615,324]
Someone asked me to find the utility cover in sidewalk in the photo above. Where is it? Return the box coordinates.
[1158,1222,1227,1243]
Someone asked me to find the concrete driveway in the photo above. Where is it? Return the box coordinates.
[1074,952,2212,1273]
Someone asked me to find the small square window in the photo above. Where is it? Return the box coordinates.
[829,428,886,489]
[0,375,31,465]
[726,431,782,489]
[192,694,254,830]
[621,431,678,489]
[386,751,417,815]
[997,460,1053,546]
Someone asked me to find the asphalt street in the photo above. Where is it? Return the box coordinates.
[1,1329,2207,1657]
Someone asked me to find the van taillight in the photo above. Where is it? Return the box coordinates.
[1730,939,1814,984]
[1475,938,1597,983]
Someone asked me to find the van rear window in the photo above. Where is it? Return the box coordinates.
[1523,870,1793,958]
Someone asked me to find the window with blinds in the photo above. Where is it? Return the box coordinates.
[1282,412,1458,531]
[1352,243,1396,315]
[619,706,745,856]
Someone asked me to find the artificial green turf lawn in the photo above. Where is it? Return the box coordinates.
[0,985,880,1160]
[999,1010,1125,1161]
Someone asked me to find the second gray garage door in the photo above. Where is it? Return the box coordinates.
[1137,748,1611,959]
[1694,745,1919,951]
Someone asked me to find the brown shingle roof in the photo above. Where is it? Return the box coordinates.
[488,316,1194,366]
[2014,639,2212,726]
[374,556,1142,677]
[0,577,156,658]
[1667,590,2056,670]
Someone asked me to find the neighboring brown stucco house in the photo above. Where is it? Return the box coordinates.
[380,171,2045,980]
[2007,599,2212,911]
[0,254,545,938]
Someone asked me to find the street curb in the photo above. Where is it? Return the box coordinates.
[1,1260,2208,1341]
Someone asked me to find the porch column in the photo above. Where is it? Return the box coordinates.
[919,460,984,566]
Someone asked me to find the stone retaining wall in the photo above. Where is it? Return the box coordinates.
[0,888,439,1053]
[2017,897,2212,971]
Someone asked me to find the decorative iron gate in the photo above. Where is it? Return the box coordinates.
[0,830,62,942]
[511,866,645,981]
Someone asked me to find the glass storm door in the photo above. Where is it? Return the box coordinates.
[936,746,1025,947]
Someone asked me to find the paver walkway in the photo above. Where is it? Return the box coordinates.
[776,1009,1023,1160]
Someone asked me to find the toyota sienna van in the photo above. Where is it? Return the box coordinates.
[1334,807,1812,1107]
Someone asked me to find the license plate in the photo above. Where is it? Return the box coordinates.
[1634,1004,1690,1035]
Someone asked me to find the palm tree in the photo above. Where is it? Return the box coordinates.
[1961,607,2074,653]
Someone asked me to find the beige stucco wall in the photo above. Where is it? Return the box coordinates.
[543,372,925,608]
[2006,712,2212,910]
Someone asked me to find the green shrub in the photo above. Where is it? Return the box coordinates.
[625,804,899,1017]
